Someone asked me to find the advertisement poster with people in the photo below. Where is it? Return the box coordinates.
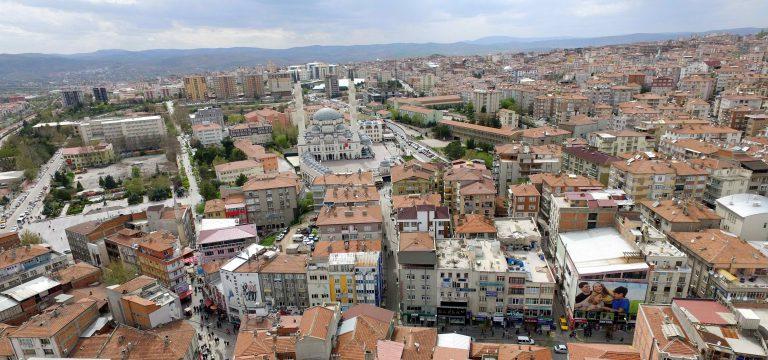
[572,281,647,322]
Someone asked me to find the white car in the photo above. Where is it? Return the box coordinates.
[554,345,568,354]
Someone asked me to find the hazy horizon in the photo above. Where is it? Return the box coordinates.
[0,0,766,55]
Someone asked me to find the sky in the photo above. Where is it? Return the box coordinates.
[0,0,766,54]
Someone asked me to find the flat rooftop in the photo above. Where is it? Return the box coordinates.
[506,250,554,283]
[559,227,648,275]
[494,217,541,241]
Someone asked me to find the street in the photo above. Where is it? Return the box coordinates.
[5,149,64,232]
[380,182,400,315]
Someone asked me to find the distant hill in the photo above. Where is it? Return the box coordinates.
[0,27,762,87]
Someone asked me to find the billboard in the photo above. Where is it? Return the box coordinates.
[572,280,646,322]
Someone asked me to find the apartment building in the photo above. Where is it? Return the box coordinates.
[245,108,290,128]
[197,223,259,264]
[391,160,440,195]
[561,146,621,185]
[228,122,273,145]
[214,160,264,184]
[242,172,301,233]
[68,321,198,360]
[311,171,374,209]
[146,205,196,249]
[635,299,767,360]
[60,89,83,108]
[507,184,539,219]
[10,300,99,359]
[558,115,602,139]
[669,229,768,302]
[395,204,450,240]
[658,138,720,160]
[455,214,497,240]
[106,275,182,329]
[443,160,494,213]
[471,89,501,115]
[136,231,190,299]
[61,142,116,170]
[715,193,768,242]
[493,143,561,195]
[257,253,308,310]
[589,130,652,156]
[398,232,438,325]
[218,244,268,321]
[638,199,721,234]
[104,228,146,266]
[715,93,764,123]
[690,158,752,207]
[555,227,649,325]
[436,239,556,329]
[635,230,692,305]
[267,72,292,98]
[530,173,603,227]
[243,74,265,99]
[212,75,237,100]
[456,178,496,218]
[189,106,224,127]
[609,159,706,201]
[518,126,571,145]
[307,240,382,309]
[663,124,741,145]
[65,213,145,266]
[183,75,208,101]
[323,247,381,310]
[322,185,379,208]
[77,115,167,152]
[233,140,278,172]
[192,122,225,147]
[316,205,384,242]
[0,245,68,293]
[548,189,633,255]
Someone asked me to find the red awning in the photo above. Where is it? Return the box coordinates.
[179,290,193,299]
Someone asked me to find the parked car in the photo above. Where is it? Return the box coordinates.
[554,345,568,354]
[517,336,535,345]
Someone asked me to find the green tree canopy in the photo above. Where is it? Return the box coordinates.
[444,141,466,160]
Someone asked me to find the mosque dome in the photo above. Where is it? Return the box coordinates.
[313,108,343,122]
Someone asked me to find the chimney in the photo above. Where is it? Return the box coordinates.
[164,335,170,347]
[364,350,375,360]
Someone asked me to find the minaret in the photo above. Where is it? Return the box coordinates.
[348,78,358,130]
[293,82,305,143]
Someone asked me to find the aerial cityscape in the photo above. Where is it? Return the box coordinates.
[0,1,767,360]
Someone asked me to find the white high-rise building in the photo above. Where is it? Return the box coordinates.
[78,115,167,152]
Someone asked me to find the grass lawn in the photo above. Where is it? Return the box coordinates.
[260,233,277,246]
[464,149,493,169]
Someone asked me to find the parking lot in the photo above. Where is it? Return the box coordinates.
[74,154,176,189]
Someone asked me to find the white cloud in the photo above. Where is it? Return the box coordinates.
[572,0,638,17]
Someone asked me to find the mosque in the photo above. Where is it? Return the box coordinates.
[294,82,373,175]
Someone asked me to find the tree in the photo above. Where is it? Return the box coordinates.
[200,180,219,201]
[212,156,228,166]
[20,230,42,245]
[127,192,143,205]
[195,202,206,215]
[466,138,476,150]
[76,181,84,192]
[299,193,314,215]
[221,137,235,159]
[229,148,247,162]
[131,166,141,179]
[432,124,452,140]
[98,176,105,187]
[103,175,117,190]
[104,260,138,286]
[444,141,466,160]
[235,173,248,186]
